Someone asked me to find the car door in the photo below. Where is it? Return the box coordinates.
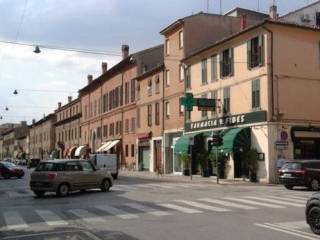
[79,161,99,188]
[64,162,84,190]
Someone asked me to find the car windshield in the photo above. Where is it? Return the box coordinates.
[2,162,17,168]
[35,163,56,171]
[281,162,302,170]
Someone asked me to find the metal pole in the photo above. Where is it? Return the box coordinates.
[190,147,192,181]
[216,146,219,184]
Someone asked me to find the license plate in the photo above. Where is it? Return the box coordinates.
[283,173,291,177]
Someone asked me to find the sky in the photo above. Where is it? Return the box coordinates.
[0,0,316,124]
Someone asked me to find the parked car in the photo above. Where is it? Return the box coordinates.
[306,192,320,235]
[279,160,320,191]
[30,159,113,198]
[0,161,25,179]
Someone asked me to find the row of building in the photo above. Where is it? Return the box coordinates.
[1,2,320,183]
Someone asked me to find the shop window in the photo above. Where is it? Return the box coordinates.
[201,59,207,84]
[252,79,260,109]
[248,35,264,69]
[148,105,152,127]
[220,48,234,78]
[223,87,230,114]
[211,55,218,82]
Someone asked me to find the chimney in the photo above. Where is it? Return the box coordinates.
[87,74,93,84]
[58,102,62,109]
[32,119,36,125]
[270,5,278,20]
[68,96,72,103]
[101,62,108,74]
[121,45,129,59]
[240,14,247,30]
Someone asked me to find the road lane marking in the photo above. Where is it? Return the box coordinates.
[223,197,285,208]
[113,185,139,191]
[125,203,172,216]
[146,184,175,189]
[199,198,258,210]
[95,205,139,219]
[245,196,304,207]
[175,200,230,212]
[159,203,203,213]
[3,211,28,230]
[35,210,68,226]
[276,221,309,229]
[69,209,105,223]
[265,196,306,203]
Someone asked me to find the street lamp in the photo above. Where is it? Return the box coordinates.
[5,107,9,111]
[13,89,18,95]
[34,46,41,54]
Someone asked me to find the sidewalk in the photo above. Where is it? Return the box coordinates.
[119,169,276,186]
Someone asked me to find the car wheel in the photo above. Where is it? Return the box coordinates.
[33,191,45,198]
[284,184,293,190]
[101,179,110,192]
[308,206,320,235]
[57,183,69,197]
[310,179,320,191]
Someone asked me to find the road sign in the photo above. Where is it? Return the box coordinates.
[181,93,216,112]
[181,93,197,111]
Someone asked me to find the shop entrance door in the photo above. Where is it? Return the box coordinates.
[154,140,162,174]
[234,151,248,178]
[138,147,150,171]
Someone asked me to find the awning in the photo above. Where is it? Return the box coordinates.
[96,142,111,152]
[68,146,78,157]
[75,145,86,157]
[173,132,213,154]
[219,127,251,153]
[103,140,120,152]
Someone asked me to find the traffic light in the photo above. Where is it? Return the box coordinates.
[208,135,223,152]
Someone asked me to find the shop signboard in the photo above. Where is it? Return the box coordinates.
[275,140,289,150]
[185,111,267,132]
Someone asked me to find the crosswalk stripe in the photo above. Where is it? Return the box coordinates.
[266,196,306,203]
[264,223,317,239]
[146,184,175,189]
[276,220,308,229]
[288,195,309,201]
[95,205,139,219]
[175,200,230,212]
[3,211,28,230]
[166,183,190,188]
[125,203,172,216]
[35,210,68,226]
[69,209,106,223]
[245,196,304,207]
[114,185,139,191]
[135,184,161,190]
[159,203,203,213]
[199,198,258,210]
[6,191,27,198]
[223,197,285,208]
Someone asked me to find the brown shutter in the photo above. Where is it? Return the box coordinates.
[247,39,252,69]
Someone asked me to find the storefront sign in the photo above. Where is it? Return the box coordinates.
[275,140,289,150]
[185,111,267,132]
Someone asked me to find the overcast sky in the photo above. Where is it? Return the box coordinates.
[0,0,316,124]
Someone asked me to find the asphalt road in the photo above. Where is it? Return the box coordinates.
[0,167,318,240]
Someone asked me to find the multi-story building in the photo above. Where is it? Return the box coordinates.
[181,17,320,183]
[280,0,320,27]
[0,136,3,160]
[160,11,267,174]
[1,122,29,159]
[29,114,56,160]
[54,97,81,158]
[136,64,165,172]
[78,45,163,168]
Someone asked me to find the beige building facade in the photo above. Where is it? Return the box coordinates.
[181,20,320,183]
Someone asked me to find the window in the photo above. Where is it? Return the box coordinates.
[97,127,102,139]
[80,161,94,172]
[166,70,170,87]
[135,109,140,130]
[79,127,81,138]
[223,87,230,114]
[165,39,170,55]
[155,75,160,93]
[248,35,264,69]
[165,102,170,118]
[211,55,218,81]
[210,90,217,117]
[179,97,184,116]
[110,123,114,136]
[71,129,74,140]
[201,94,208,119]
[148,79,152,96]
[137,83,141,100]
[119,120,122,133]
[316,12,320,27]
[179,65,184,81]
[76,105,78,114]
[131,79,135,102]
[125,119,129,133]
[148,105,152,127]
[185,65,191,89]
[131,118,135,133]
[115,122,119,135]
[131,144,135,157]
[125,144,129,157]
[103,125,108,137]
[98,98,101,114]
[115,87,119,108]
[186,111,191,122]
[120,85,123,106]
[94,100,97,116]
[201,59,207,84]
[252,79,260,109]
[220,48,234,77]
[155,102,160,126]
[179,31,184,48]
[125,82,130,104]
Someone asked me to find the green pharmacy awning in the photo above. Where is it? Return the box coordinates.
[219,127,251,153]
[174,131,215,154]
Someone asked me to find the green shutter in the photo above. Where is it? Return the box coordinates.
[247,40,252,69]
[259,35,265,66]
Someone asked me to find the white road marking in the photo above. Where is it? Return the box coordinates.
[95,205,139,219]
[245,196,304,207]
[3,211,28,230]
[175,200,230,212]
[224,197,285,208]
[266,196,306,203]
[199,198,258,210]
[113,185,139,191]
[159,203,203,214]
[276,221,309,229]
[35,210,68,226]
[146,184,175,189]
[69,209,105,223]
[125,203,172,216]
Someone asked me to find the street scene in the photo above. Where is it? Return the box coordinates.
[1,0,320,239]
